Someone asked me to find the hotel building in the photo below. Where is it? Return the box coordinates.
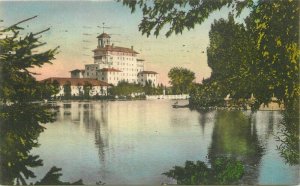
[70,33,158,86]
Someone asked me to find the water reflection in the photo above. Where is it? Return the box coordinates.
[276,105,299,165]
[56,101,111,181]
[0,103,82,185]
[59,102,110,159]
[23,101,298,185]
[164,109,298,185]
[197,110,213,134]
[161,109,299,185]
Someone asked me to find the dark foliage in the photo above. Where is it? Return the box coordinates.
[163,157,244,185]
[168,67,195,94]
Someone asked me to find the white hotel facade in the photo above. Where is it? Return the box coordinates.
[70,33,158,86]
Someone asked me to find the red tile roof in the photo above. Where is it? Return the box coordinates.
[97,33,111,38]
[40,77,111,86]
[93,45,139,54]
[70,69,85,73]
[138,71,158,75]
[98,68,122,72]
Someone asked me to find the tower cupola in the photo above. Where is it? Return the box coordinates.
[97,33,111,48]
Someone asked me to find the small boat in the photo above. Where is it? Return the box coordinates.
[172,101,178,108]
[173,105,189,108]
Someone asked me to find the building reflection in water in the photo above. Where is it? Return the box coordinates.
[30,101,297,185]
[197,110,216,135]
[57,101,110,164]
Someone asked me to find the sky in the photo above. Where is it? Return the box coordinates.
[0,0,250,85]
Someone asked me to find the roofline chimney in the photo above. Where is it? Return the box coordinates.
[131,45,133,50]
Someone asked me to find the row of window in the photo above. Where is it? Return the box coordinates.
[139,74,156,77]
[101,77,137,82]
[97,54,135,61]
[107,51,135,57]
[116,62,135,66]
[95,54,137,62]
[96,72,137,77]
[87,71,150,77]
[86,66,99,71]
[116,56,135,61]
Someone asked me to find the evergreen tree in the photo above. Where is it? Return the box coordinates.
[0,16,59,104]
[0,16,78,184]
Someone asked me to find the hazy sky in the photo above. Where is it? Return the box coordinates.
[0,0,249,84]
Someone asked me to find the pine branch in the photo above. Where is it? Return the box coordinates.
[8,15,38,29]
[33,27,50,36]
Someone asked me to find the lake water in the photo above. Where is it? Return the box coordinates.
[30,100,299,185]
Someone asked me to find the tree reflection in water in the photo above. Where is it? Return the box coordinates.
[276,102,299,165]
[208,110,264,184]
[164,110,264,185]
[167,109,299,185]
[0,103,82,185]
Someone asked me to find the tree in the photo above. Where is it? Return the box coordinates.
[122,0,299,110]
[0,16,60,184]
[189,82,225,108]
[122,0,253,37]
[245,0,299,109]
[63,81,71,99]
[35,166,83,185]
[39,80,60,100]
[123,0,299,164]
[207,14,255,99]
[109,81,144,97]
[0,16,59,104]
[144,80,155,95]
[77,83,84,98]
[168,67,195,94]
[83,81,92,99]
[189,14,256,109]
[163,157,244,185]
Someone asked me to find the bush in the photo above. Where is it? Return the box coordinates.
[163,157,244,185]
